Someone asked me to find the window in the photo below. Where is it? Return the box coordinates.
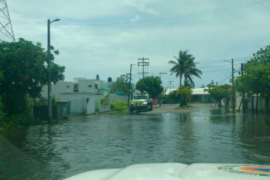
[95,84,98,89]
[89,85,92,88]
[67,86,69,88]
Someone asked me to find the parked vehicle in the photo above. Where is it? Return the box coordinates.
[129,92,153,112]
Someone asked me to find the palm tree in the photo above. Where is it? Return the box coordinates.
[169,50,202,87]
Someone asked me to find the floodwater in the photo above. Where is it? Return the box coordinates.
[1,104,270,180]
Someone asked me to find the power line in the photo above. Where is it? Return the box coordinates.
[202,69,230,73]
[252,0,270,9]
[198,64,231,69]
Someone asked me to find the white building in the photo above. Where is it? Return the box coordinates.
[41,78,102,101]
[165,88,209,95]
[41,77,127,103]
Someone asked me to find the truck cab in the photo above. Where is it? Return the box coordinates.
[129,92,153,112]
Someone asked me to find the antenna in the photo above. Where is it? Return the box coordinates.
[0,0,15,41]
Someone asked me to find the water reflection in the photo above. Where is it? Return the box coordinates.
[1,104,270,180]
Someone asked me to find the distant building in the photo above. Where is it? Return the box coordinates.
[41,77,127,102]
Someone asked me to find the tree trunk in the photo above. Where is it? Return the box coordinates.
[180,76,182,87]
[218,100,221,107]
[256,93,259,113]
[266,96,270,113]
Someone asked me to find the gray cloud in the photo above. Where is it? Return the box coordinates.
[4,0,270,88]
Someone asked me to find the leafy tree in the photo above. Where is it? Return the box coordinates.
[206,85,231,107]
[175,86,192,106]
[109,74,129,95]
[169,50,202,87]
[136,76,163,99]
[107,77,112,83]
[0,38,65,116]
[235,60,270,112]
[200,84,205,88]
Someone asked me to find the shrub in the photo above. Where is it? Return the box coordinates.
[110,101,128,112]
[0,98,5,124]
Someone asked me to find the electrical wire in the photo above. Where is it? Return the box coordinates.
[252,0,270,9]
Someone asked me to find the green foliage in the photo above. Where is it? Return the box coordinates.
[136,76,164,99]
[0,114,37,130]
[206,84,231,106]
[235,60,270,97]
[176,86,192,106]
[0,98,5,123]
[110,101,128,112]
[163,90,179,104]
[107,77,112,83]
[169,50,202,87]
[0,38,65,117]
[95,101,99,113]
[234,46,270,112]
[109,74,129,95]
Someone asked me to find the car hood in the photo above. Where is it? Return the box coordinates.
[64,163,270,180]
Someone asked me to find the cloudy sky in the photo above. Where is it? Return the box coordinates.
[3,0,270,89]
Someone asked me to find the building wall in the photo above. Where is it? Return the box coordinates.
[78,80,98,94]
[41,82,74,99]
[235,92,270,112]
[68,97,95,115]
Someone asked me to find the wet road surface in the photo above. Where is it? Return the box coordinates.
[1,104,270,180]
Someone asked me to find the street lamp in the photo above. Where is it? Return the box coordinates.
[47,18,60,122]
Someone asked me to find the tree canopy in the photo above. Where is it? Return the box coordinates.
[169,50,202,87]
[109,74,129,95]
[175,86,192,106]
[234,45,270,111]
[206,84,231,107]
[136,76,163,99]
[0,38,65,116]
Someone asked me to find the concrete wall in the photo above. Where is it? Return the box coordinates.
[41,82,74,99]
[235,92,270,112]
[78,80,98,94]
[68,97,95,115]
[109,94,128,102]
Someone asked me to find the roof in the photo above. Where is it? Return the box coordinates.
[165,88,209,95]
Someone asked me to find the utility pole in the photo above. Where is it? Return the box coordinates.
[232,58,235,111]
[241,63,245,112]
[47,18,60,122]
[169,81,174,93]
[224,59,235,111]
[138,57,149,78]
[128,64,136,108]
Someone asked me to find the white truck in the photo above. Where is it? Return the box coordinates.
[129,92,153,112]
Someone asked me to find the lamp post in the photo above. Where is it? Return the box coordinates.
[47,18,60,122]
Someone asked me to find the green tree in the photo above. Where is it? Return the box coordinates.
[175,86,192,106]
[235,61,270,112]
[109,74,129,95]
[136,76,163,99]
[206,85,231,107]
[0,38,65,116]
[169,50,202,87]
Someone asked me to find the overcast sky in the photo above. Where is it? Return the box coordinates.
[4,0,270,89]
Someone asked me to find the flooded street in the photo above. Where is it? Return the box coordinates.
[1,104,270,180]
